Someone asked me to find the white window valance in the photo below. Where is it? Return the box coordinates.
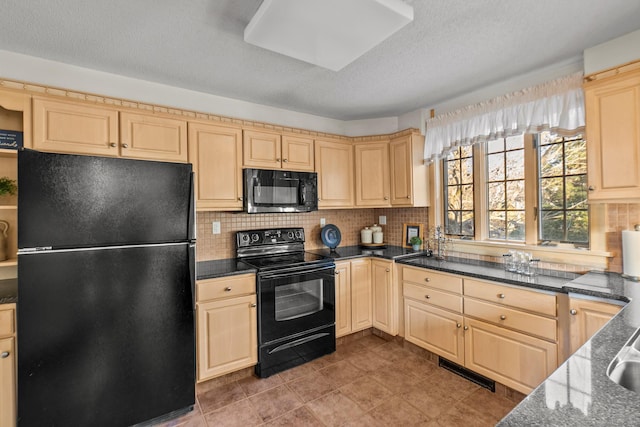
[424,72,585,162]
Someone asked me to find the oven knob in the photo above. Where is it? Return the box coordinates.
[241,234,250,243]
[251,233,260,242]
[287,231,294,239]
[295,230,302,239]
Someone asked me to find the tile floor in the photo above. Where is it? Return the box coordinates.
[157,335,521,426]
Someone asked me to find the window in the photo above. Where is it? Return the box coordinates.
[444,146,474,238]
[442,132,589,247]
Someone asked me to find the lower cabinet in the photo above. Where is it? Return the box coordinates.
[336,258,383,338]
[335,261,353,337]
[371,259,397,335]
[196,274,257,382]
[351,258,373,332]
[569,296,622,354]
[0,304,16,427]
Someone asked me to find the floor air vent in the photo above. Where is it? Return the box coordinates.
[438,358,495,392]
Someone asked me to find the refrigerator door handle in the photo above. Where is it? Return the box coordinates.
[188,172,196,242]
[189,243,196,310]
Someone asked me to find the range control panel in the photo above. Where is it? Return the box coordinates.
[236,227,305,248]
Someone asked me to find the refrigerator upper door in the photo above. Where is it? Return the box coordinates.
[18,149,194,249]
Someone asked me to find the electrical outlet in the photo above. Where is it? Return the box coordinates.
[212,221,221,234]
[320,218,326,227]
[379,215,387,225]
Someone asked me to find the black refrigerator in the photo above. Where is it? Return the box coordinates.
[17,149,196,426]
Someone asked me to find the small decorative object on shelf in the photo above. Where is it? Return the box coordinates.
[0,177,17,196]
[409,236,422,251]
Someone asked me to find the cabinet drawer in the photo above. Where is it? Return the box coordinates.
[464,278,556,317]
[402,266,462,294]
[464,298,557,341]
[0,306,15,337]
[197,274,256,302]
[403,282,462,313]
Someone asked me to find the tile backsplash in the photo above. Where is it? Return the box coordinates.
[606,203,640,273]
[196,207,429,261]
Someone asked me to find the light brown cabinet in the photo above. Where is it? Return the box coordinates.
[315,139,354,208]
[568,296,622,354]
[371,259,396,335]
[243,130,314,171]
[0,304,16,427]
[584,62,640,202]
[354,141,390,207]
[351,258,373,332]
[196,274,257,382]
[335,261,352,338]
[188,122,243,211]
[119,112,188,163]
[389,132,429,206]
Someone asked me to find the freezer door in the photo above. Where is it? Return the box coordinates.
[18,149,193,249]
[17,243,195,427]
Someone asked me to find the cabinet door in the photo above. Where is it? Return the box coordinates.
[390,135,412,205]
[120,112,188,162]
[350,258,372,331]
[315,140,354,208]
[196,295,257,382]
[188,122,243,211]
[281,135,314,171]
[33,97,119,156]
[0,337,15,427]
[569,297,621,354]
[585,70,640,202]
[243,130,282,169]
[335,261,352,338]
[0,89,31,149]
[404,299,464,365]
[372,259,396,335]
[355,142,390,206]
[464,318,557,395]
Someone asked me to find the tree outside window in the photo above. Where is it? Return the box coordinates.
[444,146,474,238]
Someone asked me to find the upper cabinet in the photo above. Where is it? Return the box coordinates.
[315,139,354,208]
[584,61,640,203]
[33,98,188,163]
[188,122,243,211]
[33,97,119,157]
[119,112,188,163]
[243,130,314,171]
[354,141,390,207]
[389,132,429,207]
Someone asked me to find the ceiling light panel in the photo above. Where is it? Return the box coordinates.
[244,0,414,71]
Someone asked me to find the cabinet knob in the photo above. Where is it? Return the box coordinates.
[250,303,257,308]
[588,185,595,191]
[0,351,8,358]
[224,287,232,292]
[570,309,577,315]
[335,271,340,275]
[498,293,505,299]
[456,323,462,328]
[406,196,411,199]
[275,158,281,162]
[109,142,117,147]
[463,326,469,331]
[385,268,390,272]
[384,196,389,200]
[122,143,129,149]
[283,159,288,162]
[500,315,507,320]
[424,278,430,282]
[238,197,244,201]
[425,295,431,299]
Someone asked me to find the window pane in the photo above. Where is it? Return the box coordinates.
[487,139,504,153]
[488,153,505,181]
[541,177,564,209]
[505,134,524,151]
[489,211,506,239]
[506,180,525,210]
[567,211,589,243]
[565,140,587,175]
[448,159,461,185]
[539,131,556,146]
[460,145,473,158]
[507,211,525,241]
[461,157,473,184]
[461,211,474,236]
[540,211,564,241]
[506,150,524,179]
[566,175,587,210]
[446,211,461,235]
[461,184,474,210]
[540,143,563,177]
[488,182,505,210]
[448,185,461,210]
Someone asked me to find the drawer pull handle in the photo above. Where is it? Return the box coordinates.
[456,323,461,328]
[570,309,577,315]
[425,295,431,299]
[424,278,431,282]
[498,293,505,299]
[500,315,507,320]
[250,303,257,308]
[1,351,9,358]
[463,326,469,331]
[224,287,232,292]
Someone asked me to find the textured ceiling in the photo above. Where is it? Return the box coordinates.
[0,0,640,120]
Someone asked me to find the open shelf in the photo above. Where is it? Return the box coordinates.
[0,258,17,268]
[0,205,17,210]
[0,148,17,157]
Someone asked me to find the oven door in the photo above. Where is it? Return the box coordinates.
[257,263,335,345]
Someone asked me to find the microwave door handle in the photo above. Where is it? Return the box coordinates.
[299,183,306,204]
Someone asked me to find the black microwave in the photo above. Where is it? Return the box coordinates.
[243,168,318,213]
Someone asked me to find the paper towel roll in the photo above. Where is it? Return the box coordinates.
[623,227,640,279]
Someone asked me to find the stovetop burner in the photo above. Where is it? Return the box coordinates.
[240,251,330,271]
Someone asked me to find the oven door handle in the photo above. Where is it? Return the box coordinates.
[268,332,331,355]
[259,264,335,280]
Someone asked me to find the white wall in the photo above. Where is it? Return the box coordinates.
[584,29,640,75]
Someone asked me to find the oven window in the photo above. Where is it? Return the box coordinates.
[254,180,299,205]
[275,279,324,321]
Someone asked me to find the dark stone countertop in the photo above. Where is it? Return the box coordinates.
[309,245,431,261]
[196,258,256,280]
[0,278,18,304]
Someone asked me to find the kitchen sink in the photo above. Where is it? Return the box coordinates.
[608,328,640,393]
